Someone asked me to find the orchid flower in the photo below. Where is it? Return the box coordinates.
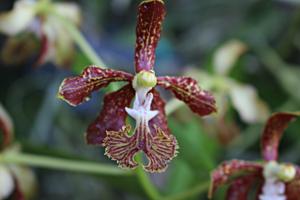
[209,112,300,200]
[58,0,216,172]
[0,104,37,200]
[0,0,81,67]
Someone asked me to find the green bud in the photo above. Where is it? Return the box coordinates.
[133,71,157,89]
[277,164,296,182]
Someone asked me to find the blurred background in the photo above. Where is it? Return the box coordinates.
[0,0,300,199]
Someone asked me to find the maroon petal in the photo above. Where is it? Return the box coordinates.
[209,160,262,199]
[0,104,13,148]
[149,89,170,135]
[86,84,135,145]
[58,66,133,106]
[261,112,300,161]
[157,76,217,116]
[226,175,260,200]
[134,0,165,72]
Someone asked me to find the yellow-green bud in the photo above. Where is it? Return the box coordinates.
[277,164,296,182]
[133,71,157,89]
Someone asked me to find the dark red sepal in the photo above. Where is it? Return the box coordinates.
[58,66,133,106]
[158,76,217,116]
[261,112,300,161]
[135,0,165,72]
[86,84,135,145]
[209,160,262,199]
[226,174,261,200]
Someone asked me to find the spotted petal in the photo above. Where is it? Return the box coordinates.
[58,66,133,106]
[158,76,217,116]
[261,112,300,161]
[0,104,13,148]
[209,160,262,199]
[86,84,135,145]
[226,174,261,200]
[134,0,165,72]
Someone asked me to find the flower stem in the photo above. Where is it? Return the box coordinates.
[165,99,184,116]
[61,20,106,67]
[135,154,161,200]
[0,151,131,176]
[52,12,106,68]
[162,181,210,200]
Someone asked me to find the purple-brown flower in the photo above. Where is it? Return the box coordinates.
[209,112,300,200]
[58,0,216,172]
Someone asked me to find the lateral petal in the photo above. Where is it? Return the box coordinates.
[86,84,135,145]
[58,66,133,106]
[157,76,217,116]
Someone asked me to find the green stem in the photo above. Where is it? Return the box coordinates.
[62,20,106,67]
[52,12,106,67]
[135,154,161,200]
[165,99,184,116]
[162,181,210,200]
[0,152,131,176]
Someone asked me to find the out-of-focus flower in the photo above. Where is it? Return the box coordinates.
[189,40,269,124]
[209,112,300,200]
[213,40,247,76]
[0,0,81,67]
[185,40,269,144]
[0,103,37,200]
[58,0,216,172]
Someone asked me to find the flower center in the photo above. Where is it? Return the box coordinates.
[259,161,296,200]
[132,70,157,104]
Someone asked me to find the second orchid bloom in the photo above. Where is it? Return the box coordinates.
[209,112,300,199]
[58,0,216,172]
